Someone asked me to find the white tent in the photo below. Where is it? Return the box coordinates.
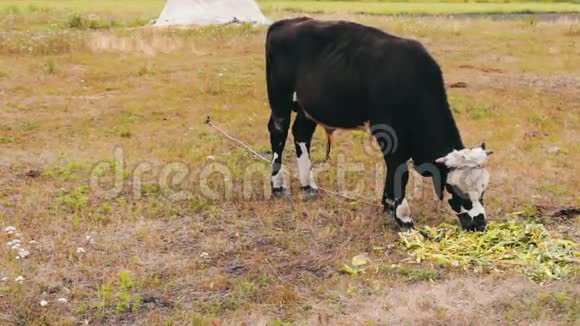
[154,0,271,26]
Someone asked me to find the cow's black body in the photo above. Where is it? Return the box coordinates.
[265,17,474,229]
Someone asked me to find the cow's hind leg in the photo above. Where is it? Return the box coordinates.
[269,113,291,197]
[266,49,294,197]
[292,111,318,198]
[267,97,292,197]
[268,109,292,197]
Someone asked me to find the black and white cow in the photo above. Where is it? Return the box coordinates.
[265,17,493,231]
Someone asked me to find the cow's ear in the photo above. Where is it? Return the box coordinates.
[435,156,447,165]
[481,143,494,156]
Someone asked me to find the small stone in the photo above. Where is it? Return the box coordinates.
[200,252,210,259]
[449,81,468,88]
[76,247,86,254]
[15,275,25,283]
[58,298,68,303]
[40,300,48,306]
[352,254,371,267]
[25,169,41,178]
[547,146,560,154]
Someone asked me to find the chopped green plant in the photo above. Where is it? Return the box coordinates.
[398,221,578,282]
[340,254,371,275]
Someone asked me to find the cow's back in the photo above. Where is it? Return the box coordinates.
[266,18,464,163]
[267,19,428,124]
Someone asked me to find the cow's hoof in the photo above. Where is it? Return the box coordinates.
[394,216,415,230]
[301,186,319,200]
[272,187,290,198]
[383,204,395,216]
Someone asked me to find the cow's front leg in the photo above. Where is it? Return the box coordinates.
[384,160,414,229]
[292,111,318,198]
[269,113,291,197]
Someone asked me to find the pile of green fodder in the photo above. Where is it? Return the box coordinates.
[398,221,578,282]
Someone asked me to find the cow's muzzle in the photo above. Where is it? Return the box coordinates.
[457,212,487,232]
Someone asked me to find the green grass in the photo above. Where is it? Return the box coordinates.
[260,1,580,15]
[1,0,163,17]
[1,1,577,32]
[1,0,578,22]
[505,291,580,323]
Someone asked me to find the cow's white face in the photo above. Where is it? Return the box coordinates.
[436,144,493,231]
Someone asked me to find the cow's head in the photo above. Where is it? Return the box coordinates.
[436,143,493,231]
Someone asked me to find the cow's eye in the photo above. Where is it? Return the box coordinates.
[448,197,461,213]
[462,199,473,210]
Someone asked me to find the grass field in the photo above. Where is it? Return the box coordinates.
[1,1,578,30]
[261,1,580,15]
[1,1,579,325]
[1,0,579,29]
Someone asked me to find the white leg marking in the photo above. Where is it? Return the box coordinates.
[292,92,298,102]
[272,169,284,188]
[271,153,285,189]
[296,142,317,189]
[395,198,413,223]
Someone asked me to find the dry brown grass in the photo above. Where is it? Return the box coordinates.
[0,11,579,325]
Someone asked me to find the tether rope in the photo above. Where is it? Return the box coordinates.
[205,116,382,207]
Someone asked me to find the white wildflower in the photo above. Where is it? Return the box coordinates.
[29,240,38,245]
[17,248,30,259]
[76,247,86,254]
[200,252,210,259]
[1,276,7,282]
[207,155,216,161]
[85,235,95,245]
[57,298,68,303]
[4,226,16,235]
[15,275,25,283]
[7,239,21,248]
[40,300,48,306]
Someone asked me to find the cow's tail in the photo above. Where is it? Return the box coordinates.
[265,20,299,113]
[265,20,284,82]
[323,128,335,161]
